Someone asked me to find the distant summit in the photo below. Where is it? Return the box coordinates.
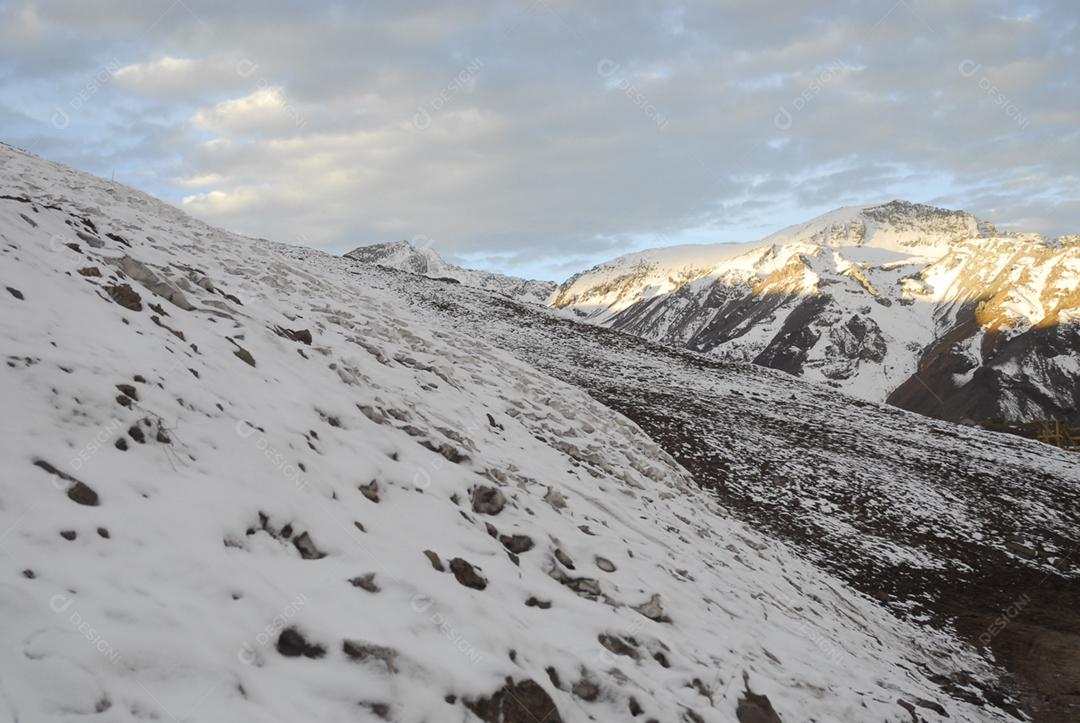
[345,240,556,305]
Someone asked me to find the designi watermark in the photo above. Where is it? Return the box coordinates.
[597,59,670,130]
[410,594,482,664]
[52,58,122,130]
[958,60,1030,130]
[49,594,122,664]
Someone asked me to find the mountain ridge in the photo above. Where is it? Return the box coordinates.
[547,200,1080,423]
[344,240,556,305]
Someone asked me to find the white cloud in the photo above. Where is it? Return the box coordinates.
[191,87,305,135]
[115,55,249,98]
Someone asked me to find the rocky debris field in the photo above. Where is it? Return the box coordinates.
[339,255,1080,722]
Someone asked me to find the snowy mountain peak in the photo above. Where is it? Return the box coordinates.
[551,200,1080,422]
[344,240,447,276]
[345,241,556,304]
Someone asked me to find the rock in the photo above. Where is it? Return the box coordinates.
[233,347,256,367]
[633,593,670,622]
[78,267,101,277]
[471,485,506,515]
[68,482,99,506]
[598,633,639,659]
[737,675,783,723]
[486,413,504,430]
[128,425,146,444]
[544,487,567,510]
[116,383,138,401]
[115,255,195,310]
[525,596,551,609]
[276,627,325,658]
[6,286,24,300]
[273,326,313,345]
[342,640,398,672]
[500,534,534,554]
[292,531,326,560]
[348,573,379,592]
[359,480,380,502]
[465,678,564,723]
[595,556,616,572]
[60,530,77,540]
[33,460,99,506]
[572,678,600,702]
[554,548,575,569]
[106,283,143,311]
[423,549,445,571]
[449,557,487,590]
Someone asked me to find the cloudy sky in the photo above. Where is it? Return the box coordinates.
[1,1,1076,280]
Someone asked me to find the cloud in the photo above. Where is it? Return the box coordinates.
[114,55,249,97]
[0,0,1076,280]
[191,86,305,135]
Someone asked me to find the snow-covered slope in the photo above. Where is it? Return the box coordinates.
[345,240,556,305]
[552,202,1080,422]
[0,144,1048,722]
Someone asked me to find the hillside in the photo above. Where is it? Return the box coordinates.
[1,143,1077,721]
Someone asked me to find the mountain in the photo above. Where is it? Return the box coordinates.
[2,143,1077,721]
[551,201,1080,424]
[345,240,556,304]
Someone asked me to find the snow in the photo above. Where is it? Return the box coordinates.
[0,143,1030,721]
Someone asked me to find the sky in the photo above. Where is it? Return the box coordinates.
[0,0,1077,281]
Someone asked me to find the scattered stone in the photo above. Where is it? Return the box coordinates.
[22,569,35,579]
[449,557,487,590]
[554,548,575,569]
[77,266,102,277]
[634,593,671,622]
[465,678,564,723]
[544,487,567,510]
[128,425,146,444]
[6,287,23,300]
[342,640,398,672]
[115,255,195,310]
[292,531,326,560]
[359,480,380,502]
[737,675,782,723]
[348,573,379,593]
[115,438,128,451]
[486,413,504,431]
[471,485,506,515]
[97,527,110,539]
[116,383,138,401]
[60,530,77,541]
[33,460,99,506]
[273,326,313,345]
[423,549,445,572]
[525,596,551,609]
[500,534,534,554]
[595,556,616,572]
[276,627,326,658]
[233,347,256,367]
[572,677,600,702]
[106,283,143,311]
[629,696,644,716]
[362,702,391,720]
[598,633,639,659]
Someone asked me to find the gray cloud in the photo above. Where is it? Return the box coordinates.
[0,0,1075,279]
